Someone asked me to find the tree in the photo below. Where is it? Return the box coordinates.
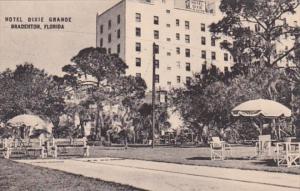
[210,0,300,75]
[62,47,147,141]
[0,63,66,132]
[171,64,292,142]
[128,102,169,144]
[170,1,300,141]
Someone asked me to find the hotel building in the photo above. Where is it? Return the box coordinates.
[96,0,233,90]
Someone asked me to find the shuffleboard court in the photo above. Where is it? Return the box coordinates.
[16,158,300,191]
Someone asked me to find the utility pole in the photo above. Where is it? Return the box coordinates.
[152,43,157,148]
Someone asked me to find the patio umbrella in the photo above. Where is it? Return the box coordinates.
[232,99,291,135]
[231,99,291,118]
[7,114,53,136]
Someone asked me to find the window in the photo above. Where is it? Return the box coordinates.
[176,33,180,40]
[167,52,171,56]
[177,76,181,83]
[211,51,216,60]
[155,75,159,83]
[136,73,141,78]
[201,23,205,31]
[154,30,159,39]
[167,81,171,85]
[136,42,141,52]
[176,19,180,26]
[117,44,120,54]
[136,13,141,22]
[136,58,141,67]
[154,59,159,68]
[108,33,111,43]
[185,49,190,57]
[167,67,172,71]
[166,23,171,27]
[108,20,111,29]
[201,37,206,45]
[153,44,159,54]
[108,48,111,54]
[166,9,170,13]
[201,50,206,59]
[176,61,181,68]
[211,37,216,46]
[176,47,180,54]
[186,63,191,71]
[185,35,190,43]
[154,16,159,25]
[117,15,121,24]
[100,38,103,47]
[224,53,229,61]
[100,25,103,34]
[185,21,190,29]
[136,27,141,37]
[166,37,171,41]
[117,29,120,38]
[186,77,191,86]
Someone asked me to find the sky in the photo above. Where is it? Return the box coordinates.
[0,0,120,76]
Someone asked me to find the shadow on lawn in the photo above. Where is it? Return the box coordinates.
[186,157,254,161]
[251,159,277,167]
[186,157,211,160]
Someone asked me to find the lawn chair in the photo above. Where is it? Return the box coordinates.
[209,137,232,160]
[0,138,11,159]
[256,135,271,157]
[275,139,300,167]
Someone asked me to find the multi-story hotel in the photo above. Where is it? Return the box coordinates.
[96,0,233,90]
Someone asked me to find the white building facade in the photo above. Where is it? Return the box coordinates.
[96,0,233,90]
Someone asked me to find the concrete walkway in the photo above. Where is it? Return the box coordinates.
[17,158,300,191]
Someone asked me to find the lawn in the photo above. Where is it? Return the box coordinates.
[90,145,300,175]
[0,158,143,191]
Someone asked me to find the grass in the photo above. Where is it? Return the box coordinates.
[0,158,144,191]
[2,145,299,191]
[90,145,300,175]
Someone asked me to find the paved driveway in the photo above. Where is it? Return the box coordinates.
[17,158,300,191]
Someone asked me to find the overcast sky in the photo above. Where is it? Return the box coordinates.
[0,0,120,76]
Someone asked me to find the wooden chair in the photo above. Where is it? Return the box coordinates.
[0,138,11,159]
[52,137,89,158]
[209,137,232,160]
[19,138,46,158]
[275,141,300,167]
[1,137,46,159]
[256,135,271,157]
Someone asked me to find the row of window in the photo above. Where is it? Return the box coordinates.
[135,27,216,46]
[102,27,214,47]
[100,43,228,62]
[135,13,207,31]
[135,43,228,60]
[136,73,191,85]
[135,53,229,70]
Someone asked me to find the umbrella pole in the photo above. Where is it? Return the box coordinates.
[259,118,263,135]
[273,118,276,139]
[278,121,281,139]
